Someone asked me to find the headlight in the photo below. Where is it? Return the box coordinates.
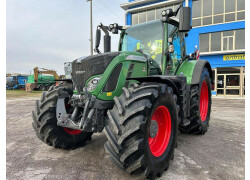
[86,76,102,91]
[109,24,114,29]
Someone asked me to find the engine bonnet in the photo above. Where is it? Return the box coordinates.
[72,52,120,92]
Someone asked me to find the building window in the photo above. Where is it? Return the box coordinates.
[200,34,209,52]
[223,31,234,51]
[237,0,245,10]
[139,11,147,23]
[235,29,245,50]
[211,32,221,52]
[156,7,164,19]
[132,13,138,25]
[199,29,245,53]
[147,9,155,22]
[131,4,178,25]
[192,0,245,27]
[203,0,212,17]
[225,0,235,13]
[192,0,202,18]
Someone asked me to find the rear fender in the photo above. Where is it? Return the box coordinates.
[191,60,213,85]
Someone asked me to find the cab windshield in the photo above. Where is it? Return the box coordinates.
[121,20,164,67]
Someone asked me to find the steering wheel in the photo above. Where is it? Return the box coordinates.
[136,49,144,54]
[136,49,153,58]
[136,49,161,72]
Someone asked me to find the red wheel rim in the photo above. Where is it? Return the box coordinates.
[63,128,82,135]
[63,103,82,135]
[200,81,209,121]
[148,106,171,157]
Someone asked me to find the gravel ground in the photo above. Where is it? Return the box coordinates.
[6,97,245,180]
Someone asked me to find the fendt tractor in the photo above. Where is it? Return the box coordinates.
[32,3,212,179]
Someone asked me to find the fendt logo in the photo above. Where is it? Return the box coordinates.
[75,71,85,75]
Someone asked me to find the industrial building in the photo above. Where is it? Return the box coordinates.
[121,0,245,97]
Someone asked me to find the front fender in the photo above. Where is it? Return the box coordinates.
[91,51,148,101]
[176,60,213,85]
[127,76,182,107]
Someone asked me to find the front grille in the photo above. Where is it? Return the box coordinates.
[72,52,120,92]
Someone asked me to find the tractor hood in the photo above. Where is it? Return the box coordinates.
[72,52,121,92]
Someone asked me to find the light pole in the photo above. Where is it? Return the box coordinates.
[86,0,93,55]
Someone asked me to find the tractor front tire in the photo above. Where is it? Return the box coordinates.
[179,67,212,134]
[32,85,92,149]
[104,83,180,179]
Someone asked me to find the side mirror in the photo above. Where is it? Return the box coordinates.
[179,7,192,32]
[95,28,101,50]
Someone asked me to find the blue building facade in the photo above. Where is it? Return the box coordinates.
[121,0,245,97]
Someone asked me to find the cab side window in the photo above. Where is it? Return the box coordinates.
[171,32,182,62]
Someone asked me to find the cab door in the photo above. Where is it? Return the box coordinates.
[165,25,186,75]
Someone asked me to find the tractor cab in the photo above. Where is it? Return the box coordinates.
[119,19,187,76]
[94,5,192,77]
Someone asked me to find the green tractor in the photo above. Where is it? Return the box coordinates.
[32,5,212,179]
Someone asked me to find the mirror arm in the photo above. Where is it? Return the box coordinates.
[182,54,190,61]
[99,23,109,36]
[94,47,101,54]
[173,3,182,16]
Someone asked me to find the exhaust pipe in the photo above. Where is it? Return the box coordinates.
[104,35,111,52]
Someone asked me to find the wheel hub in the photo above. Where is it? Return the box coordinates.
[200,81,209,121]
[149,120,158,138]
[63,127,82,135]
[148,106,171,157]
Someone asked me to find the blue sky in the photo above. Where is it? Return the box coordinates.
[7,0,126,75]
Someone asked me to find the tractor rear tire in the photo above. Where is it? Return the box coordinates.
[32,85,92,149]
[179,68,212,134]
[104,83,180,179]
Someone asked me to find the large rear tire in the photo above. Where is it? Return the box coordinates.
[104,83,180,179]
[32,85,92,149]
[179,68,212,134]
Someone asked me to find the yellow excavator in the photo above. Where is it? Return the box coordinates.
[25,67,63,92]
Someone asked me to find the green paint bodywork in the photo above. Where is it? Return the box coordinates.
[162,23,168,75]
[73,20,202,101]
[176,60,198,84]
[87,51,147,101]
